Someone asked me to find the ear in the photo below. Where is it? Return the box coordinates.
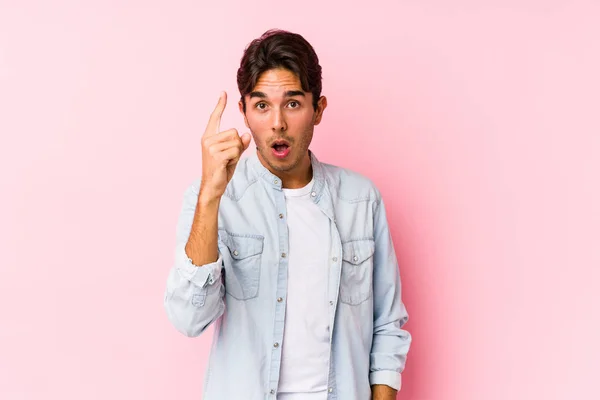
[313,96,328,126]
[238,99,250,128]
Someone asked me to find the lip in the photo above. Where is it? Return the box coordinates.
[271,141,291,159]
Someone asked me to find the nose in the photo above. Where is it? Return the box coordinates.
[272,108,287,132]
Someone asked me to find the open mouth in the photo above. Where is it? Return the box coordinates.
[271,140,291,158]
[273,143,289,151]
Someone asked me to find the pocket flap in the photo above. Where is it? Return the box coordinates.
[219,231,264,260]
[342,239,375,265]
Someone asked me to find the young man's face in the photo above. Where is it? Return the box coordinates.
[239,68,327,176]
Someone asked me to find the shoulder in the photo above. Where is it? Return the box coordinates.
[223,157,259,201]
[320,161,382,203]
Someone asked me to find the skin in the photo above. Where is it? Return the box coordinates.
[372,384,398,399]
[188,91,252,266]
[238,67,327,189]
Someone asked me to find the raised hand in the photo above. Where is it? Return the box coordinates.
[199,92,252,200]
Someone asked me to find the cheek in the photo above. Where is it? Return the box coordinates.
[246,117,269,143]
[287,110,312,126]
[295,115,316,133]
[246,114,269,130]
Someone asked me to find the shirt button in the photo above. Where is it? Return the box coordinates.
[328,387,333,393]
[233,250,239,256]
[279,213,284,219]
[310,191,317,197]
[332,257,338,262]
[330,300,334,305]
[281,253,286,258]
[277,297,283,302]
[274,179,279,185]
[353,255,358,262]
[270,389,275,395]
[273,342,279,348]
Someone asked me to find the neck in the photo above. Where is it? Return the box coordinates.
[259,150,313,189]
[280,162,313,189]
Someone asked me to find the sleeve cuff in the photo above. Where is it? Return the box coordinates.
[369,370,402,391]
[175,244,223,287]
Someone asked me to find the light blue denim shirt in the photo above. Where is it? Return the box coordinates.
[164,151,411,399]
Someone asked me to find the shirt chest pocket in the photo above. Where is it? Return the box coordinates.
[218,231,264,300]
[339,239,375,305]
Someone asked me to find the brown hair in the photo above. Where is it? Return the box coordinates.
[237,29,322,112]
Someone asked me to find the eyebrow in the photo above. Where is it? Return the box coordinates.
[249,90,306,100]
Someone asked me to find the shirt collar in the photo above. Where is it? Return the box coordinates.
[248,149,326,203]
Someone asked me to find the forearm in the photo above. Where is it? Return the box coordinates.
[185,189,220,266]
[371,384,397,400]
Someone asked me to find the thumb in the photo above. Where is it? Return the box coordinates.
[240,132,252,151]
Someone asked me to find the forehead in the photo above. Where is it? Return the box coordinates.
[252,68,303,95]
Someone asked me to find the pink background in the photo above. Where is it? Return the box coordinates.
[1,1,599,399]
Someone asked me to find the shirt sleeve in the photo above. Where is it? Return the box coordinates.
[163,181,226,337]
[369,194,412,391]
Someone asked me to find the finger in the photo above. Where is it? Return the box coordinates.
[208,138,244,156]
[240,133,252,151]
[204,91,227,136]
[204,128,239,145]
[218,146,242,165]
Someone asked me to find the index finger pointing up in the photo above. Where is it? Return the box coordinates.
[205,91,227,136]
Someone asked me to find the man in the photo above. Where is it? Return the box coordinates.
[164,29,411,400]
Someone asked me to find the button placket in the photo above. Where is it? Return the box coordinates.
[265,184,291,394]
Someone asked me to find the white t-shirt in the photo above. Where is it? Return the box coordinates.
[277,176,332,400]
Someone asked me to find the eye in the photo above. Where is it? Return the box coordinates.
[255,102,268,110]
[288,101,300,108]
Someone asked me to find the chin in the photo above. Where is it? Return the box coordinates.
[269,159,295,172]
[268,155,298,172]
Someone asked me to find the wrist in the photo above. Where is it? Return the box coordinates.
[198,187,221,207]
